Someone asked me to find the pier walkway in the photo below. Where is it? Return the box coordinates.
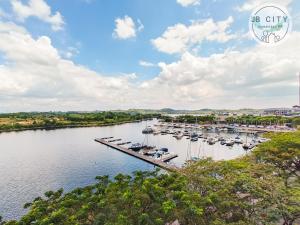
[95,138,179,172]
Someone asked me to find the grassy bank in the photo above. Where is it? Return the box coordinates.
[0,112,159,133]
[1,130,299,225]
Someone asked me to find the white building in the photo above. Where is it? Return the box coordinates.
[263,108,292,116]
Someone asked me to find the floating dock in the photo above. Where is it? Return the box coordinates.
[95,138,178,172]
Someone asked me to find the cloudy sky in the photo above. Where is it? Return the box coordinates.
[0,0,300,112]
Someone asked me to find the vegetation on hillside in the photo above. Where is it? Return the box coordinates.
[0,112,159,132]
[161,114,300,128]
[225,115,300,127]
[161,115,216,124]
[1,130,299,225]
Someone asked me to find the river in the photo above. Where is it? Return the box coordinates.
[0,119,249,220]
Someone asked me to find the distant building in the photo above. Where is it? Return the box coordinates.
[292,105,300,112]
[263,108,292,116]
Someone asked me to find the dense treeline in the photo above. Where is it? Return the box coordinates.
[161,115,216,124]
[161,114,300,127]
[0,112,160,132]
[2,131,299,225]
[225,115,300,126]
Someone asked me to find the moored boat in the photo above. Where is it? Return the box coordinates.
[129,143,145,151]
[142,127,154,134]
[207,137,217,145]
[225,139,235,146]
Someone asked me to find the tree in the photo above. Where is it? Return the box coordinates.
[253,131,300,186]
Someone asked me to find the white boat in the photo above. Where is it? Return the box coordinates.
[207,137,217,145]
[225,139,235,146]
[174,133,184,140]
[191,136,198,142]
[234,136,243,144]
[153,130,160,135]
[142,127,154,134]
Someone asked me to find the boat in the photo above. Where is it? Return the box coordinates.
[191,156,200,161]
[198,133,203,138]
[243,134,250,150]
[143,149,156,156]
[142,127,154,134]
[153,130,160,135]
[160,147,168,152]
[207,137,217,145]
[218,136,225,141]
[191,132,198,138]
[225,139,235,146]
[143,145,156,150]
[160,130,167,135]
[220,140,226,145]
[242,143,251,150]
[191,137,198,142]
[129,143,145,151]
[174,133,184,140]
[234,136,243,144]
[155,148,170,158]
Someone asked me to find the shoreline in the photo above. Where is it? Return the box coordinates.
[0,119,146,133]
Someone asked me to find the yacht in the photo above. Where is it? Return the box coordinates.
[129,143,145,151]
[153,130,160,135]
[174,132,184,140]
[225,139,235,146]
[234,136,243,144]
[142,127,154,134]
[220,139,226,145]
[191,136,198,142]
[207,137,217,145]
[160,130,167,135]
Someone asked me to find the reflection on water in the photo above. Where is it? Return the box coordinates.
[0,119,250,220]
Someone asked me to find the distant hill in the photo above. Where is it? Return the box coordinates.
[124,108,264,115]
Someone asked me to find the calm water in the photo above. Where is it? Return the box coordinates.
[0,119,248,220]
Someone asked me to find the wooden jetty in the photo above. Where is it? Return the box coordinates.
[108,138,122,142]
[161,154,178,162]
[117,141,131,145]
[95,138,179,172]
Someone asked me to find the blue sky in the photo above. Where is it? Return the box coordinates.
[0,0,300,112]
[2,0,251,78]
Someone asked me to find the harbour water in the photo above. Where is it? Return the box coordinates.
[0,119,250,220]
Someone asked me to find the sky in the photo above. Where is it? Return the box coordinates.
[0,0,300,112]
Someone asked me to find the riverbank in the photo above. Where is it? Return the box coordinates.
[0,120,144,133]
[0,112,159,133]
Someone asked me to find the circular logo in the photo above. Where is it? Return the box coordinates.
[249,4,291,45]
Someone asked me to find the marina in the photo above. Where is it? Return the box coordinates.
[95,138,178,171]
[93,119,269,171]
[0,119,267,220]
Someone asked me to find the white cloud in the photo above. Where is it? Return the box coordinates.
[11,0,64,31]
[236,0,293,12]
[113,15,142,40]
[144,33,300,108]
[0,22,299,112]
[0,21,138,112]
[152,16,235,54]
[177,0,200,7]
[139,60,156,67]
